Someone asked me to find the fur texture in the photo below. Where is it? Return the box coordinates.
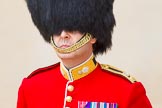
[26,0,116,55]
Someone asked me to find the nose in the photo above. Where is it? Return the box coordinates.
[60,30,70,39]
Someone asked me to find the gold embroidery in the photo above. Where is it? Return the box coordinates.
[101,64,137,83]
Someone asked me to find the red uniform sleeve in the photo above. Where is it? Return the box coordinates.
[125,82,152,108]
[17,78,27,108]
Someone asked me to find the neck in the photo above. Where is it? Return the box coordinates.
[61,53,93,69]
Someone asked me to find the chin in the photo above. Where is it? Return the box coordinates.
[56,52,78,59]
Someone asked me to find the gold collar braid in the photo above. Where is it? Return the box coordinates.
[50,33,92,54]
[60,54,98,81]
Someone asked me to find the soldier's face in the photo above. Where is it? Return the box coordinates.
[52,30,96,62]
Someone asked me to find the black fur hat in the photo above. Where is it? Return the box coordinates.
[25,0,116,55]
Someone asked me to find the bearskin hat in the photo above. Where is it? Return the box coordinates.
[25,0,116,55]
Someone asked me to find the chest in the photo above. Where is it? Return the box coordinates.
[25,77,126,108]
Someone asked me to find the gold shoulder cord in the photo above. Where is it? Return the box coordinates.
[101,64,137,83]
[50,33,92,54]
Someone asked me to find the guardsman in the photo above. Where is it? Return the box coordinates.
[17,0,152,107]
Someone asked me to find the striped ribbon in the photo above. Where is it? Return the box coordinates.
[78,101,118,108]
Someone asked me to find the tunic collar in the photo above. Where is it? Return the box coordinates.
[60,54,98,81]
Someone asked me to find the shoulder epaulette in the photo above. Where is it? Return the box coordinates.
[101,64,137,83]
[27,62,60,78]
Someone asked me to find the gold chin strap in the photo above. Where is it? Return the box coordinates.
[50,33,92,54]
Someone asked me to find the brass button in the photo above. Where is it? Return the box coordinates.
[66,96,72,102]
[67,85,74,92]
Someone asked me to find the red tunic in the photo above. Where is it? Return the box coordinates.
[17,63,152,108]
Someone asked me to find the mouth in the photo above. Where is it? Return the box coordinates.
[60,45,71,48]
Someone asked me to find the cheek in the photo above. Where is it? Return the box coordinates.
[53,37,60,45]
[80,43,93,52]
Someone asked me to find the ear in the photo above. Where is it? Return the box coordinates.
[90,38,96,44]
